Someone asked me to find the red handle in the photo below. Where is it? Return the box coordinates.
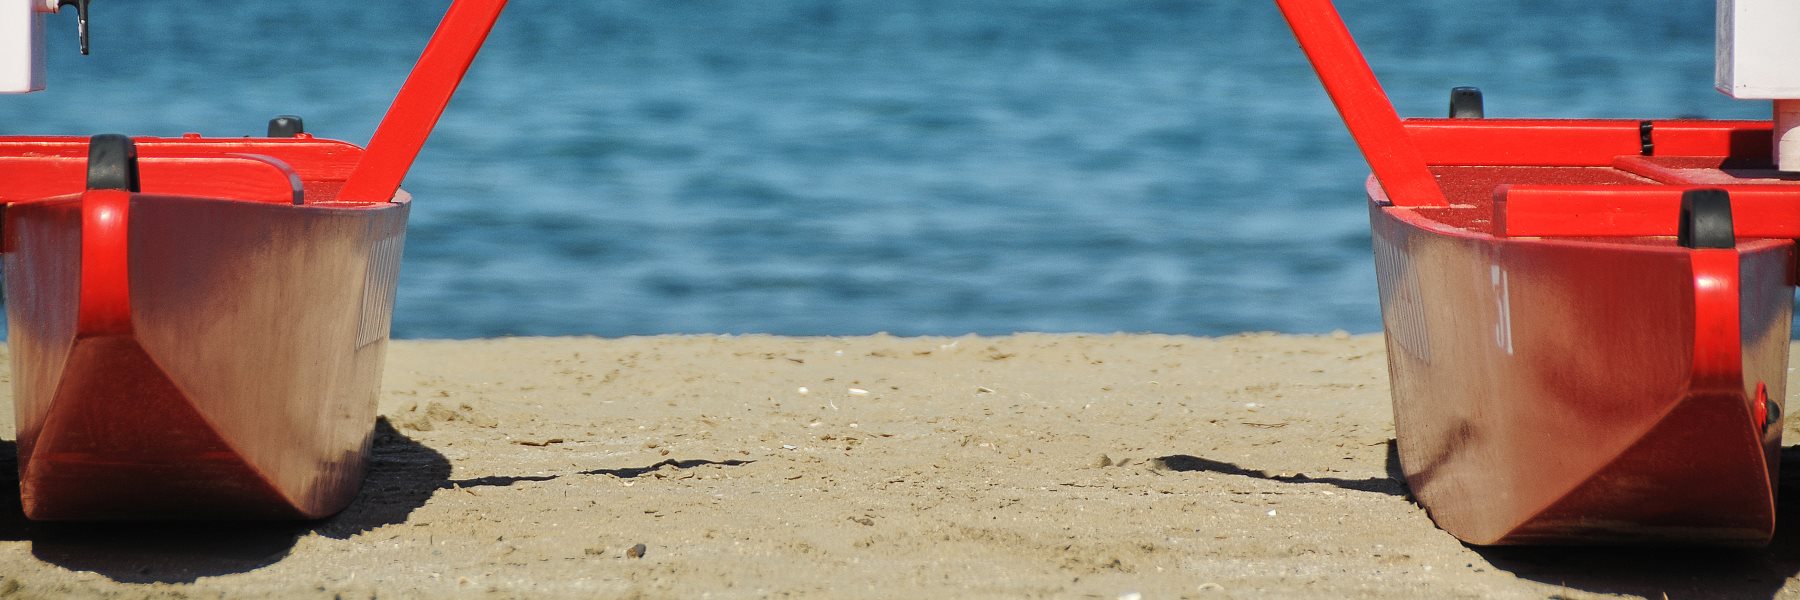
[1273,0,1447,207]
[338,0,509,203]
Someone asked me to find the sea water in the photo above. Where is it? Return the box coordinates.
[0,0,1764,338]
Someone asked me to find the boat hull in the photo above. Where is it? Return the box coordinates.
[4,137,409,520]
[1371,179,1790,545]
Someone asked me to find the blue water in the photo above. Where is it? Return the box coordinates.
[0,1,1768,338]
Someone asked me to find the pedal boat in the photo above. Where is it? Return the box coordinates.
[1279,0,1794,545]
[5,0,507,520]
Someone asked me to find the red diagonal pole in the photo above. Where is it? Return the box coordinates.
[339,0,509,203]
[1274,0,1447,207]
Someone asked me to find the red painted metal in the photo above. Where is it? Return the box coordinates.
[0,137,362,203]
[1401,119,1773,168]
[1651,120,1774,159]
[0,154,303,205]
[77,189,130,336]
[338,0,508,203]
[1496,185,1800,238]
[1404,119,1642,167]
[1273,0,1446,207]
[1282,2,1798,545]
[7,0,503,520]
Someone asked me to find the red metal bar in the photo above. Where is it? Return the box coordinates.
[0,137,365,181]
[0,154,305,204]
[1654,120,1772,160]
[1405,119,1640,167]
[1273,0,1446,207]
[337,0,508,203]
[1402,119,1773,167]
[1495,184,1800,237]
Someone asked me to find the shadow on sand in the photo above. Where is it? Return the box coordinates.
[0,419,757,584]
[446,458,754,489]
[0,418,450,584]
[1155,440,1409,498]
[1164,442,1800,599]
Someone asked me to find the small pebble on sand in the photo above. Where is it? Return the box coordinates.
[847,388,870,396]
[627,543,647,559]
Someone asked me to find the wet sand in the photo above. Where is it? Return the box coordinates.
[3,334,1800,599]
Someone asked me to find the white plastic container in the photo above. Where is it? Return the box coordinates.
[1717,0,1800,170]
[0,0,48,94]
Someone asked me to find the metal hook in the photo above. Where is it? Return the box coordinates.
[55,0,90,55]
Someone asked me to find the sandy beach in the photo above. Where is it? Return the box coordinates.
[2,334,1799,599]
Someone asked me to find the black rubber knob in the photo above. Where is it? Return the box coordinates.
[268,115,305,138]
[1677,188,1734,249]
[1449,86,1484,119]
[86,134,140,192]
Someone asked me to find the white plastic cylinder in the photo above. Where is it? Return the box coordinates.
[1777,100,1800,172]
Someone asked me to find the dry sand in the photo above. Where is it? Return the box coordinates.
[3,334,1800,599]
